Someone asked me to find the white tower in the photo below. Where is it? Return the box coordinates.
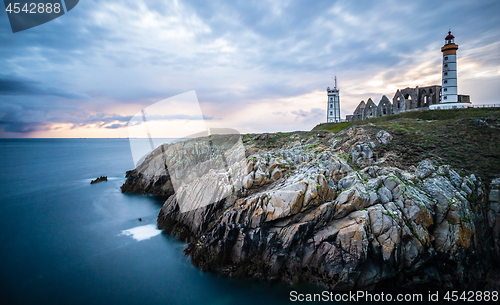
[327,77,341,123]
[431,31,470,109]
[441,31,458,103]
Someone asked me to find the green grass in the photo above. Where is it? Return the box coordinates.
[314,108,500,133]
[313,107,500,184]
[313,121,353,133]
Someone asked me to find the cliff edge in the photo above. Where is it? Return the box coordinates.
[122,109,500,291]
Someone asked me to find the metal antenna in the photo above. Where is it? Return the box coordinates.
[331,76,338,90]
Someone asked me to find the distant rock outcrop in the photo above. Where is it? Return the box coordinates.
[90,176,107,184]
[122,128,500,291]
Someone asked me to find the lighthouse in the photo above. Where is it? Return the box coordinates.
[327,76,341,122]
[431,31,471,109]
[441,31,459,103]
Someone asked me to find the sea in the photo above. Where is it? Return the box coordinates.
[0,139,322,305]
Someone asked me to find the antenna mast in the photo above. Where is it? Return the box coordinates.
[332,76,338,90]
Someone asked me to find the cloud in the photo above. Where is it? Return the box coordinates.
[0,103,132,134]
[0,101,217,135]
[142,114,215,121]
[1,0,500,137]
[291,108,324,123]
[104,123,127,129]
[82,114,133,124]
[291,109,309,118]
[0,75,90,100]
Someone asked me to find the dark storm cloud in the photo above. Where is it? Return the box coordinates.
[0,75,89,100]
[0,118,48,133]
[0,103,47,133]
[0,102,131,134]
[0,100,216,134]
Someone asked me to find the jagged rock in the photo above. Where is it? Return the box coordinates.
[377,186,392,204]
[376,130,393,144]
[121,130,500,292]
[489,178,500,261]
[90,176,107,184]
[120,144,174,196]
[351,142,374,166]
[416,159,436,180]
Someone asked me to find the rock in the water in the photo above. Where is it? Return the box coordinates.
[90,176,107,184]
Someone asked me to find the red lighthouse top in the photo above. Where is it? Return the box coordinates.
[445,31,455,40]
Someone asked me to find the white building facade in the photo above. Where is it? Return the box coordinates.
[327,77,341,123]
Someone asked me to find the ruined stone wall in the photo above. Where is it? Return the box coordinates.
[459,95,470,103]
[347,85,445,122]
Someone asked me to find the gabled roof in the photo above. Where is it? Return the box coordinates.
[365,98,376,108]
[353,101,366,114]
[379,95,391,105]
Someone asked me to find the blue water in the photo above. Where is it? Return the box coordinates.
[0,139,320,305]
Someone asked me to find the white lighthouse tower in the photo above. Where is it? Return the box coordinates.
[431,31,471,109]
[327,76,341,122]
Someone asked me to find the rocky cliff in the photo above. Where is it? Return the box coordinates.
[122,126,500,291]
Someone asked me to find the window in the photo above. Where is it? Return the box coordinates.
[444,96,447,100]
[444,72,448,76]
[330,111,333,115]
[330,98,333,101]
[444,88,447,92]
[444,64,448,68]
[444,80,448,84]
[444,56,448,60]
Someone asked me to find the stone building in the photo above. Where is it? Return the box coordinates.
[346,31,471,122]
[392,85,442,114]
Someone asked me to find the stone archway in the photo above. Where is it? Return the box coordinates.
[419,90,427,108]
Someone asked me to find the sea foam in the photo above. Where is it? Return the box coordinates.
[121,224,162,241]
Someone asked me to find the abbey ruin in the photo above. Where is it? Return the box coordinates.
[346,86,471,122]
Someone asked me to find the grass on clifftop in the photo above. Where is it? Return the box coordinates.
[313,108,500,184]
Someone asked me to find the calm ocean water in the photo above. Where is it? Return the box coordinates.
[0,139,321,305]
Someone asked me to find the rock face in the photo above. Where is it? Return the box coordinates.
[90,176,107,184]
[122,128,500,291]
[121,144,174,196]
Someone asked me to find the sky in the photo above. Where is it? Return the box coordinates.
[1,0,499,138]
